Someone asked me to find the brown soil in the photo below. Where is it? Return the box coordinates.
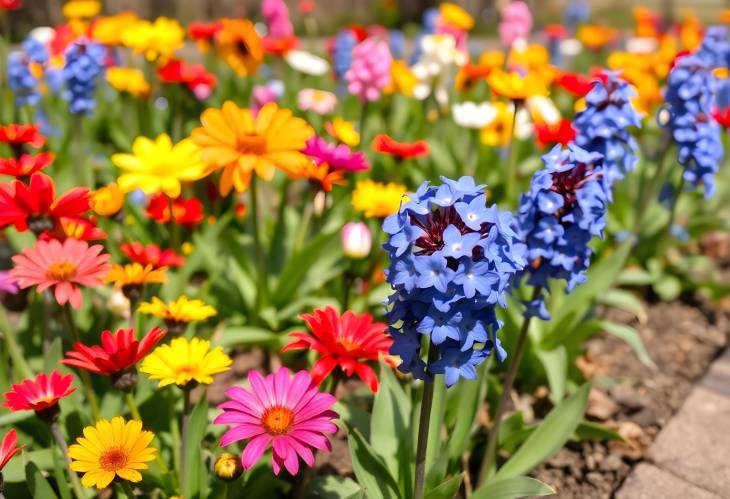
[531,298,730,498]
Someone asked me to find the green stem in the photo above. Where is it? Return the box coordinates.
[359,101,370,145]
[168,196,180,252]
[50,421,86,499]
[414,341,438,499]
[119,480,136,499]
[631,133,672,239]
[477,287,540,486]
[61,305,101,422]
[663,174,687,240]
[0,306,33,379]
[504,101,522,209]
[179,387,192,488]
[124,392,141,420]
[168,389,181,476]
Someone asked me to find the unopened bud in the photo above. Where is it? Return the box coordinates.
[215,452,243,481]
[341,222,372,259]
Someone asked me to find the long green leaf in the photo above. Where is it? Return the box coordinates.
[347,427,400,499]
[424,474,463,499]
[26,462,58,499]
[496,384,590,479]
[182,397,209,499]
[472,476,555,499]
[600,321,655,368]
[216,326,278,348]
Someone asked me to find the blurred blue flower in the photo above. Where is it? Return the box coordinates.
[389,30,405,60]
[383,176,526,387]
[7,51,42,106]
[63,39,106,115]
[565,0,590,34]
[333,29,356,81]
[516,144,608,319]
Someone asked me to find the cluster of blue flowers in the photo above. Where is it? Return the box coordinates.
[62,40,106,115]
[695,26,730,69]
[573,72,642,197]
[332,29,356,81]
[516,145,608,320]
[382,176,526,387]
[6,38,49,107]
[662,52,723,197]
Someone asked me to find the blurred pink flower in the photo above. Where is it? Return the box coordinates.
[262,0,294,38]
[304,136,370,172]
[297,88,337,115]
[344,38,392,102]
[498,1,533,48]
[252,80,284,114]
[0,271,17,294]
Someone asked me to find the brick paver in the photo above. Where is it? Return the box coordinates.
[616,349,730,498]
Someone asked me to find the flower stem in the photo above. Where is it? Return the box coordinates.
[631,132,672,238]
[0,306,33,379]
[124,392,141,420]
[477,287,540,487]
[167,196,180,252]
[119,480,136,499]
[414,341,438,499]
[49,421,86,499]
[504,101,522,209]
[168,389,181,475]
[61,304,101,422]
[179,387,193,487]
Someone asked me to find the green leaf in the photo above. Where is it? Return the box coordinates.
[370,362,412,496]
[216,326,278,348]
[347,427,401,499]
[616,266,655,286]
[448,366,488,460]
[3,449,53,482]
[496,384,590,479]
[598,289,647,323]
[574,421,624,442]
[424,474,463,499]
[534,345,567,402]
[472,476,555,499]
[600,321,655,368]
[653,274,682,301]
[26,462,58,499]
[182,397,209,499]
[309,475,364,498]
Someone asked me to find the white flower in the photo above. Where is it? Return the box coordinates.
[29,27,55,45]
[559,38,583,57]
[285,50,330,76]
[625,37,658,54]
[412,34,466,80]
[525,96,561,126]
[514,106,533,140]
[452,101,497,129]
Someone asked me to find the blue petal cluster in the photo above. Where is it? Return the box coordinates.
[383,176,526,387]
[661,53,723,198]
[62,39,106,115]
[6,38,49,107]
[516,144,608,319]
[332,30,356,81]
[573,72,642,197]
[695,25,730,69]
[389,30,406,60]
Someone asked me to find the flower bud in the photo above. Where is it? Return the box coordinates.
[214,452,243,481]
[341,222,372,259]
[107,289,130,319]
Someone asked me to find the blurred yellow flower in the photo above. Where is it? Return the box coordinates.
[388,59,420,97]
[122,17,185,62]
[62,0,100,19]
[91,182,124,217]
[352,180,407,218]
[112,134,207,198]
[480,102,514,147]
[68,417,156,489]
[105,263,168,290]
[439,2,474,31]
[92,12,139,46]
[578,25,618,51]
[487,70,548,101]
[140,337,232,388]
[191,101,313,195]
[217,18,263,76]
[326,117,359,146]
[106,67,150,98]
[679,14,702,52]
[138,295,217,324]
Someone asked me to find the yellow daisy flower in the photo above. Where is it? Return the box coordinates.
[91,182,124,217]
[68,416,156,489]
[111,134,208,198]
[105,264,167,302]
[480,102,514,147]
[62,0,100,20]
[439,2,474,31]
[191,101,314,195]
[140,337,232,388]
[91,12,139,46]
[138,295,217,330]
[352,179,407,218]
[487,70,549,101]
[106,67,151,99]
[326,117,360,147]
[121,17,185,62]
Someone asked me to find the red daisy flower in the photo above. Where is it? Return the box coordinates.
[0,152,55,177]
[281,306,394,392]
[3,371,75,416]
[371,134,430,160]
[62,327,166,380]
[0,173,91,235]
[0,429,25,471]
[712,107,730,129]
[534,119,576,148]
[146,194,204,227]
[0,123,45,148]
[188,21,222,42]
[554,72,595,97]
[262,35,299,56]
[158,59,217,100]
[121,242,185,268]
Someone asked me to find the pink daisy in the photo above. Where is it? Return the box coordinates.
[10,238,110,309]
[214,367,339,476]
[3,371,76,414]
[304,136,369,172]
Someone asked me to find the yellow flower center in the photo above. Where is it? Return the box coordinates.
[46,261,77,281]
[99,447,129,472]
[336,337,361,352]
[236,133,267,155]
[262,406,294,435]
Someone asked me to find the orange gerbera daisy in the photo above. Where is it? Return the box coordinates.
[287,161,346,192]
[216,19,264,76]
[191,101,314,194]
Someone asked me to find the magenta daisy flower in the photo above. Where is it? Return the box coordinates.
[0,271,18,294]
[304,136,369,172]
[214,367,338,476]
